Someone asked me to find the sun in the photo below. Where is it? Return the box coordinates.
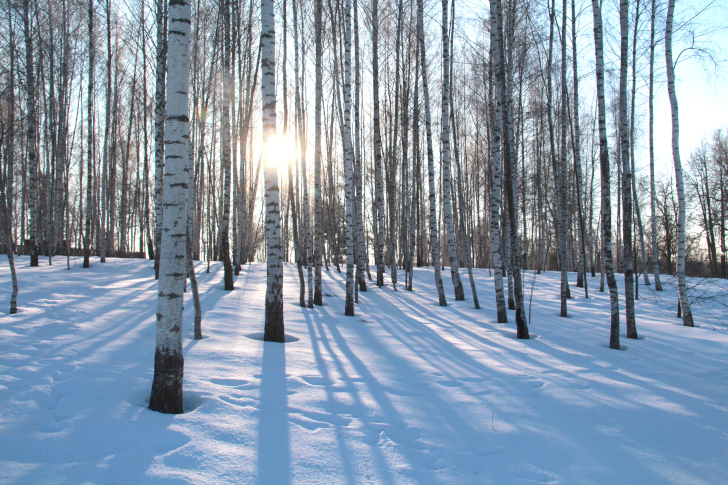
[264,133,296,170]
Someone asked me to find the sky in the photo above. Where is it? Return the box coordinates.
[452,0,728,179]
[652,55,728,176]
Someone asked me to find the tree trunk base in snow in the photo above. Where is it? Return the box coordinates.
[497,308,508,323]
[223,260,234,290]
[264,303,285,343]
[610,313,620,350]
[149,349,184,414]
[516,310,529,339]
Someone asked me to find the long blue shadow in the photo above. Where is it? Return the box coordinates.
[257,340,290,484]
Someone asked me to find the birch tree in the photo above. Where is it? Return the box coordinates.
[220,0,234,290]
[1,37,18,311]
[629,0,649,289]
[407,40,420,292]
[388,0,404,291]
[558,0,569,317]
[353,0,367,293]
[343,0,356,316]
[665,0,694,327]
[440,0,464,300]
[23,0,39,267]
[489,0,507,322]
[313,0,324,305]
[83,0,94,269]
[149,0,192,414]
[592,0,621,349]
[498,0,528,337]
[293,0,312,308]
[154,0,167,279]
[261,0,285,339]
[417,0,446,306]
[619,0,637,338]
[572,0,588,297]
[649,0,663,291]
[372,0,385,288]
[187,132,201,340]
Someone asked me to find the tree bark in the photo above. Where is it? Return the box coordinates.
[23,0,39,267]
[343,0,356,316]
[489,0,507,322]
[220,0,234,290]
[261,0,285,340]
[558,0,569,316]
[417,0,447,306]
[353,0,367,293]
[440,0,464,300]
[665,0,694,327]
[372,0,385,288]
[620,0,637,338]
[572,0,588,297]
[649,0,663,291]
[154,0,167,279]
[314,0,324,305]
[83,0,94,268]
[149,0,191,414]
[592,0,621,349]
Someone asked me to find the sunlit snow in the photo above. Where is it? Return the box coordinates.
[1,256,727,484]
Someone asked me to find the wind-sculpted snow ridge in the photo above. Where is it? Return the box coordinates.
[1,256,727,484]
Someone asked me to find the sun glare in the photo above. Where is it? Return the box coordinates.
[264,133,296,170]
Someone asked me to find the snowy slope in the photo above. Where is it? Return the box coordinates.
[1,256,727,484]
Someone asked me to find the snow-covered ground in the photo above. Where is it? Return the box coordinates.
[1,255,727,484]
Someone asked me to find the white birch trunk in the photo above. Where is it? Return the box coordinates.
[592,0,621,349]
[498,0,529,337]
[353,0,367,293]
[572,0,588,297]
[187,123,201,339]
[314,0,324,305]
[83,0,94,269]
[3,20,18,311]
[407,47,420,292]
[619,0,637,337]
[220,0,234,290]
[154,0,167,279]
[23,0,39,267]
[629,0,649,289]
[417,0,446,306]
[440,0,464,300]
[293,0,313,308]
[261,0,284,339]
[489,0,507,322]
[372,0,385,288]
[558,0,569,317]
[343,0,356,316]
[649,0,663,291]
[665,0,694,327]
[149,0,191,414]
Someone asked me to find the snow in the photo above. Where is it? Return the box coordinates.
[1,255,727,484]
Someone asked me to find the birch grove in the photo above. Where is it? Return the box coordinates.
[1,0,725,391]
